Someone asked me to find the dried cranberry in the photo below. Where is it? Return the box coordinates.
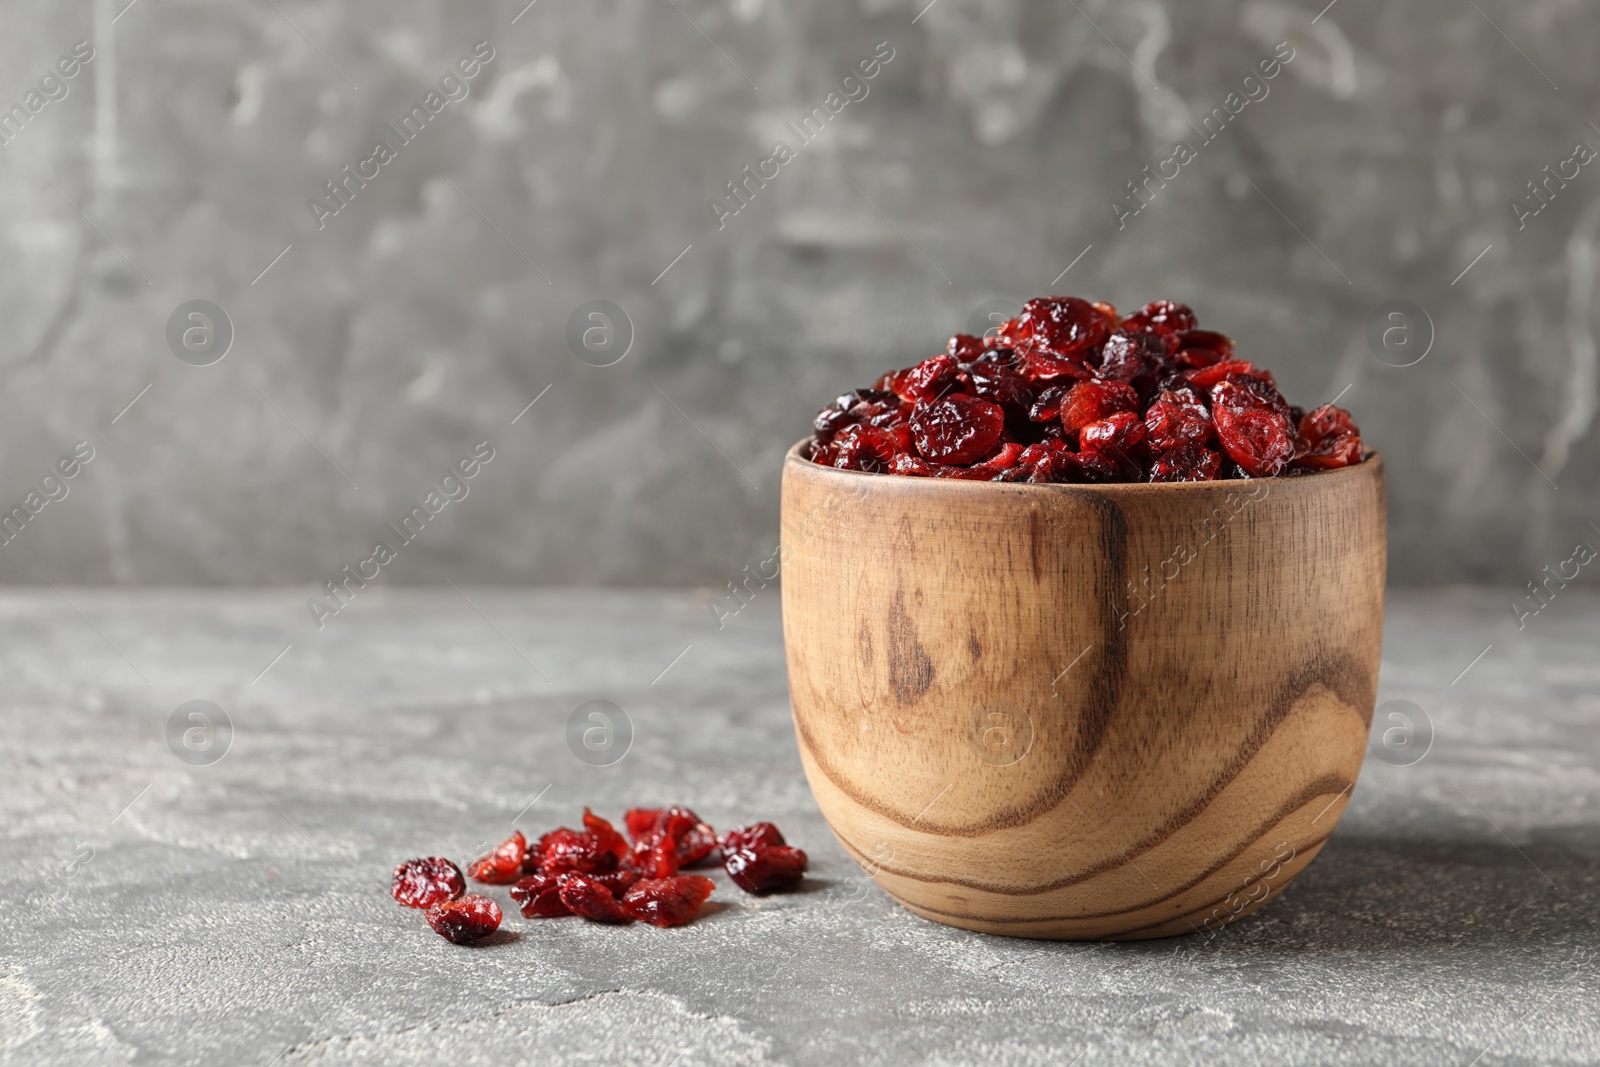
[887,354,960,403]
[1015,297,1110,358]
[1097,331,1165,384]
[1211,380,1295,478]
[425,894,502,943]
[557,872,634,923]
[535,811,628,877]
[831,423,897,472]
[723,846,809,895]
[1144,390,1213,453]
[1029,385,1070,423]
[467,831,527,885]
[509,873,570,917]
[624,806,718,867]
[909,395,1005,465]
[718,823,788,852]
[1060,380,1139,433]
[1150,444,1223,482]
[947,333,987,362]
[622,876,717,928]
[391,857,466,909]
[1294,431,1363,470]
[1299,403,1359,446]
[1122,300,1196,337]
[1079,411,1148,460]
[1184,359,1262,391]
[1173,329,1234,368]
[1091,300,1120,333]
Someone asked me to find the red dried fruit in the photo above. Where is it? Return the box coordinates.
[391,857,466,909]
[887,354,960,403]
[1122,300,1196,337]
[1080,411,1148,456]
[622,876,717,928]
[1184,359,1263,391]
[1211,380,1295,478]
[1060,380,1139,434]
[509,873,570,918]
[1144,390,1213,453]
[831,423,897,472]
[1091,300,1121,333]
[1299,403,1359,446]
[1150,444,1223,482]
[623,806,718,866]
[723,846,809,895]
[425,894,502,943]
[947,333,987,362]
[535,812,627,877]
[803,296,1365,481]
[583,808,629,855]
[1173,329,1234,369]
[557,872,634,923]
[1294,431,1363,470]
[467,831,527,885]
[909,395,1005,465]
[1097,331,1166,384]
[1015,296,1110,358]
[718,823,788,852]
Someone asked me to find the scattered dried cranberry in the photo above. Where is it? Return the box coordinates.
[724,846,809,895]
[557,872,634,923]
[536,810,628,877]
[509,873,570,917]
[718,823,788,852]
[467,831,527,885]
[391,857,466,909]
[425,894,502,943]
[624,806,717,867]
[909,395,1005,465]
[718,823,808,895]
[623,876,717,928]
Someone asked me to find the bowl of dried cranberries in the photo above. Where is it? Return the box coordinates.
[781,296,1384,940]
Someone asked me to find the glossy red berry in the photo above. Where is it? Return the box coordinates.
[723,845,808,895]
[509,873,570,917]
[1122,300,1196,336]
[391,857,466,909]
[1150,444,1223,482]
[557,872,634,923]
[467,831,527,885]
[425,894,502,943]
[909,395,1005,465]
[1211,380,1295,477]
[1060,381,1139,434]
[622,876,717,928]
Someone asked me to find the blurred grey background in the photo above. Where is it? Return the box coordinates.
[0,0,1595,587]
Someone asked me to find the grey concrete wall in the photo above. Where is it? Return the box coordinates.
[0,0,1594,586]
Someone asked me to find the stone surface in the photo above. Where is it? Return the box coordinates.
[0,2,1597,585]
[0,586,1596,1066]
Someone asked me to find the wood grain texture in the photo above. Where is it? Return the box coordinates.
[780,442,1387,940]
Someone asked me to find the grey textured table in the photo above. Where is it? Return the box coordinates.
[1,587,1596,1066]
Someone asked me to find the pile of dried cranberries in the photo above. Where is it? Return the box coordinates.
[804,297,1365,482]
[390,806,807,944]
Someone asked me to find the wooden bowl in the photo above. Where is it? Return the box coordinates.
[780,441,1386,940]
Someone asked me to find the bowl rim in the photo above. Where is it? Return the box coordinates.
[782,438,1383,494]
